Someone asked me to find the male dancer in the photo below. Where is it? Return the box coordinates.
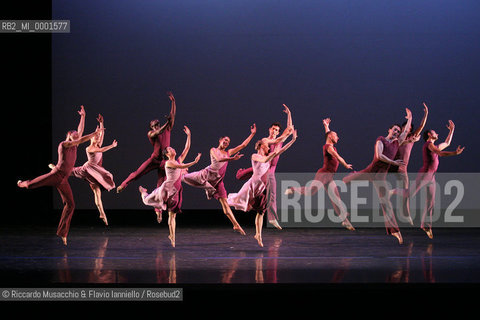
[285,118,355,230]
[236,104,294,229]
[116,92,176,220]
[408,120,464,239]
[343,108,412,244]
[17,106,103,245]
[390,103,429,224]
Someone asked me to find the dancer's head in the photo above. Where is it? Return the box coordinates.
[150,119,160,130]
[66,130,79,141]
[218,136,230,150]
[423,129,438,141]
[268,122,281,139]
[162,147,176,160]
[255,139,269,154]
[388,124,402,139]
[325,131,339,144]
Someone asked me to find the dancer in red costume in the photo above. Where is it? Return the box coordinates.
[140,126,201,247]
[285,118,355,230]
[389,103,429,224]
[17,106,103,245]
[228,129,297,247]
[236,104,294,229]
[116,92,176,221]
[70,114,117,226]
[343,108,412,244]
[182,124,257,235]
[408,120,464,239]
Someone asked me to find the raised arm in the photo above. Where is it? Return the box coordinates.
[96,114,105,147]
[438,120,455,151]
[227,124,256,156]
[326,145,353,170]
[177,126,191,164]
[398,108,412,145]
[262,130,297,163]
[412,103,429,138]
[166,91,176,130]
[323,118,331,133]
[64,127,104,148]
[167,153,201,169]
[283,104,293,128]
[77,105,86,137]
[375,139,403,167]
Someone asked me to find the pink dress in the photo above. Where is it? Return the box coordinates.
[227,157,270,213]
[73,151,115,191]
[182,150,228,200]
[141,163,183,214]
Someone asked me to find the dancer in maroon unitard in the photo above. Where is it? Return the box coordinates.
[116,92,176,221]
[182,124,257,235]
[236,104,294,229]
[17,106,103,245]
[408,120,464,239]
[343,108,412,244]
[389,103,429,224]
[285,118,355,230]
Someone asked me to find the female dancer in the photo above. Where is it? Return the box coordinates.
[408,120,464,239]
[285,118,354,230]
[182,124,257,235]
[228,129,297,247]
[17,106,102,245]
[70,114,117,226]
[389,103,429,224]
[343,108,412,244]
[139,126,201,247]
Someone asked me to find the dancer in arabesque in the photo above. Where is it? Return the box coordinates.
[139,125,201,247]
[17,105,103,246]
[285,117,355,230]
[228,129,297,247]
[182,124,257,235]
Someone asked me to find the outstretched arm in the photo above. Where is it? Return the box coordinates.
[96,114,105,147]
[211,148,243,163]
[227,124,257,156]
[167,153,201,169]
[398,108,412,145]
[89,140,118,153]
[429,142,464,157]
[261,130,298,163]
[178,126,191,164]
[375,140,403,166]
[64,127,104,148]
[412,103,429,138]
[438,120,455,151]
[77,105,86,137]
[326,145,353,170]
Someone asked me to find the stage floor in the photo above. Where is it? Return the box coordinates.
[1,223,479,285]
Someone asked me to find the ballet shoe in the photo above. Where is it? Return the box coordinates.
[254,234,264,247]
[269,219,282,230]
[422,227,433,239]
[392,232,403,245]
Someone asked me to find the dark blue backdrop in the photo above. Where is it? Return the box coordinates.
[50,0,480,209]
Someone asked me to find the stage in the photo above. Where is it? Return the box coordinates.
[2,210,479,285]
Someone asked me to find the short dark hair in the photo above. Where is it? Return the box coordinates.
[270,122,282,131]
[325,130,332,141]
[161,148,169,160]
[423,129,431,141]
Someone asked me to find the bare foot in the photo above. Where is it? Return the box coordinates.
[284,188,293,195]
[406,216,414,226]
[60,236,67,246]
[116,185,125,193]
[269,219,282,230]
[168,235,175,248]
[100,214,108,226]
[392,232,403,245]
[422,227,433,239]
[17,180,27,188]
[233,225,246,235]
[342,219,355,231]
[254,234,264,247]
[155,210,162,223]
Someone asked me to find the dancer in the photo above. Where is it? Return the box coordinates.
[236,104,294,229]
[408,120,464,239]
[17,106,103,245]
[70,114,117,226]
[182,124,257,235]
[139,125,201,247]
[228,129,297,247]
[389,103,429,224]
[116,92,176,195]
[343,108,412,244]
[285,118,355,230]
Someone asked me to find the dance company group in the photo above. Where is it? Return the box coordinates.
[17,92,464,247]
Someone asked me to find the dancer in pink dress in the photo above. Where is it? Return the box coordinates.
[182,124,257,235]
[343,108,412,244]
[17,106,103,245]
[228,130,297,247]
[389,103,429,224]
[139,126,201,247]
[71,114,117,226]
[116,92,176,194]
[408,120,464,239]
[236,104,294,229]
[285,118,355,230]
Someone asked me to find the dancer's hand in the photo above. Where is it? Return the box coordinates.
[393,159,404,166]
[194,153,201,162]
[283,104,291,115]
[423,102,429,114]
[456,145,465,155]
[345,163,353,170]
[323,118,331,126]
[97,114,104,124]
[232,153,244,160]
[167,91,175,101]
[447,120,455,131]
[78,105,86,117]
[405,108,412,119]
[111,140,118,148]
[183,125,191,136]
[292,129,298,140]
[250,123,257,134]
